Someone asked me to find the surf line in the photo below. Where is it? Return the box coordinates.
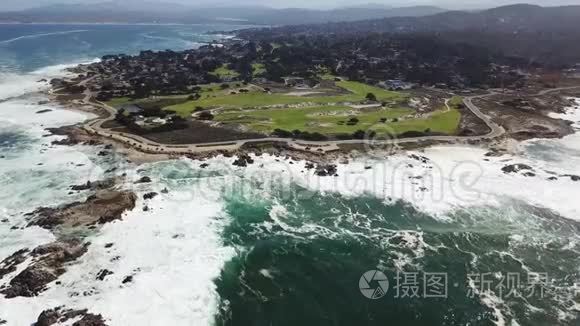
[0,30,90,45]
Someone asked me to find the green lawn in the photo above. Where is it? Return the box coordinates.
[166,80,407,116]
[210,64,239,79]
[215,105,407,133]
[104,97,132,107]
[105,95,189,109]
[103,80,460,137]
[252,63,266,76]
[215,104,460,136]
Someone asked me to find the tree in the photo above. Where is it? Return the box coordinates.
[365,93,377,102]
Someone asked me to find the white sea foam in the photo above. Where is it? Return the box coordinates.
[0,177,235,326]
[0,30,90,45]
[0,62,97,101]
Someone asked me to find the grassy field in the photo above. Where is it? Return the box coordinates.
[103,79,461,138]
[210,64,239,79]
[252,63,266,76]
[104,95,189,109]
[166,80,407,116]
[215,105,460,136]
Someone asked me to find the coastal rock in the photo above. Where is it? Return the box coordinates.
[200,163,209,168]
[121,275,133,284]
[35,306,107,326]
[0,240,88,298]
[0,249,29,280]
[314,164,338,177]
[562,174,580,181]
[27,190,137,230]
[70,179,116,191]
[143,192,158,200]
[36,109,52,114]
[96,269,113,281]
[135,176,152,184]
[232,154,254,167]
[408,154,430,163]
[501,164,534,174]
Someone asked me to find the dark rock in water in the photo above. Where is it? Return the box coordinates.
[305,162,315,170]
[0,248,29,280]
[547,176,558,181]
[27,190,137,230]
[143,192,158,200]
[561,174,580,181]
[523,172,536,177]
[232,154,254,167]
[104,144,113,150]
[122,275,133,284]
[36,109,52,114]
[1,240,88,298]
[199,163,209,168]
[1,218,8,223]
[97,151,109,157]
[143,205,149,212]
[70,179,115,191]
[96,269,113,281]
[501,164,533,174]
[35,306,107,326]
[104,243,114,248]
[314,164,338,177]
[160,188,169,194]
[408,154,430,163]
[0,318,6,325]
[135,176,151,184]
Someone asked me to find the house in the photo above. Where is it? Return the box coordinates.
[283,77,306,87]
[564,64,580,78]
[382,79,414,90]
[119,104,143,115]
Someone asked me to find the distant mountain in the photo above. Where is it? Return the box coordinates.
[239,4,580,65]
[0,3,447,24]
[246,4,580,35]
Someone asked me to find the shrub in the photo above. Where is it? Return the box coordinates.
[365,92,377,102]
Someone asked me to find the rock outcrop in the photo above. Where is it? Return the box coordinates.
[35,306,107,326]
[0,240,88,298]
[27,190,137,230]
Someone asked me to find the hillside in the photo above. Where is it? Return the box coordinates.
[238,4,580,65]
[0,3,446,25]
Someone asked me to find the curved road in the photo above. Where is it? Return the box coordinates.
[76,85,580,155]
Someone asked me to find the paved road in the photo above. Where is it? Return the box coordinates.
[76,84,580,155]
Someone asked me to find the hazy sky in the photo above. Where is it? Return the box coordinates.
[2,0,580,11]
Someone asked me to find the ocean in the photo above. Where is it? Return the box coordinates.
[0,24,579,326]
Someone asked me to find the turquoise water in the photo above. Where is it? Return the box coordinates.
[0,23,248,73]
[212,179,579,326]
[0,24,579,325]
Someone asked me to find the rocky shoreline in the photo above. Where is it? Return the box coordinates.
[0,168,137,325]
[1,75,577,324]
